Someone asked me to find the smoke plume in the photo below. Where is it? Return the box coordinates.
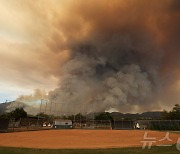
[2,0,180,114]
[48,0,180,114]
[7,89,48,114]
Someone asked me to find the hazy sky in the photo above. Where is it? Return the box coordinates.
[0,0,62,102]
[0,0,180,112]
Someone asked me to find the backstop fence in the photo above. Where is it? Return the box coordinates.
[1,118,180,132]
[0,117,52,132]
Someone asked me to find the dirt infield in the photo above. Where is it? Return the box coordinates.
[0,130,179,149]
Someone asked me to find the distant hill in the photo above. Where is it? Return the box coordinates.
[110,111,163,120]
[85,111,163,120]
[141,111,162,119]
[0,102,163,119]
[0,101,38,115]
[0,102,11,114]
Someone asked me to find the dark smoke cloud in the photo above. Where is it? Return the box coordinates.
[48,0,180,114]
[3,0,180,114]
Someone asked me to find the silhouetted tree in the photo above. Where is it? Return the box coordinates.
[95,112,113,121]
[36,112,49,119]
[162,110,170,119]
[10,108,27,120]
[162,104,180,120]
[169,104,180,120]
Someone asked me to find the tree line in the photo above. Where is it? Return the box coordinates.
[0,104,180,121]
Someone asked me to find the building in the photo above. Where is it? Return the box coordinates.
[53,120,73,129]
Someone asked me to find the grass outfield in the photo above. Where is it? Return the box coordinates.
[0,145,179,154]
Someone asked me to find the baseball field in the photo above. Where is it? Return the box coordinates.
[0,130,180,153]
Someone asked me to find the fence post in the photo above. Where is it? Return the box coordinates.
[114,120,116,129]
[170,120,173,131]
[159,120,162,131]
[122,120,123,129]
[178,120,180,131]
[27,118,30,130]
[13,120,15,132]
[110,120,112,130]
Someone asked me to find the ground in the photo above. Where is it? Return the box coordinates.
[0,146,179,154]
[0,130,179,149]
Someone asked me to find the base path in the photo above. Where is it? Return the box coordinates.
[0,130,179,149]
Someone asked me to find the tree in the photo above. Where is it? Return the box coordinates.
[169,104,180,120]
[67,113,86,121]
[162,110,170,120]
[162,104,180,120]
[172,104,180,113]
[36,112,50,119]
[95,112,113,121]
[10,108,27,120]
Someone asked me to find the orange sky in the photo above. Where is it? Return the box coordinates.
[0,0,179,112]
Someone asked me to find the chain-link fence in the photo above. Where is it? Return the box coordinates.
[137,120,180,131]
[72,120,112,129]
[2,118,180,132]
[112,120,134,129]
[6,117,53,132]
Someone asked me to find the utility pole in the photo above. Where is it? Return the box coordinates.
[44,100,47,115]
[49,101,53,115]
[37,99,43,127]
